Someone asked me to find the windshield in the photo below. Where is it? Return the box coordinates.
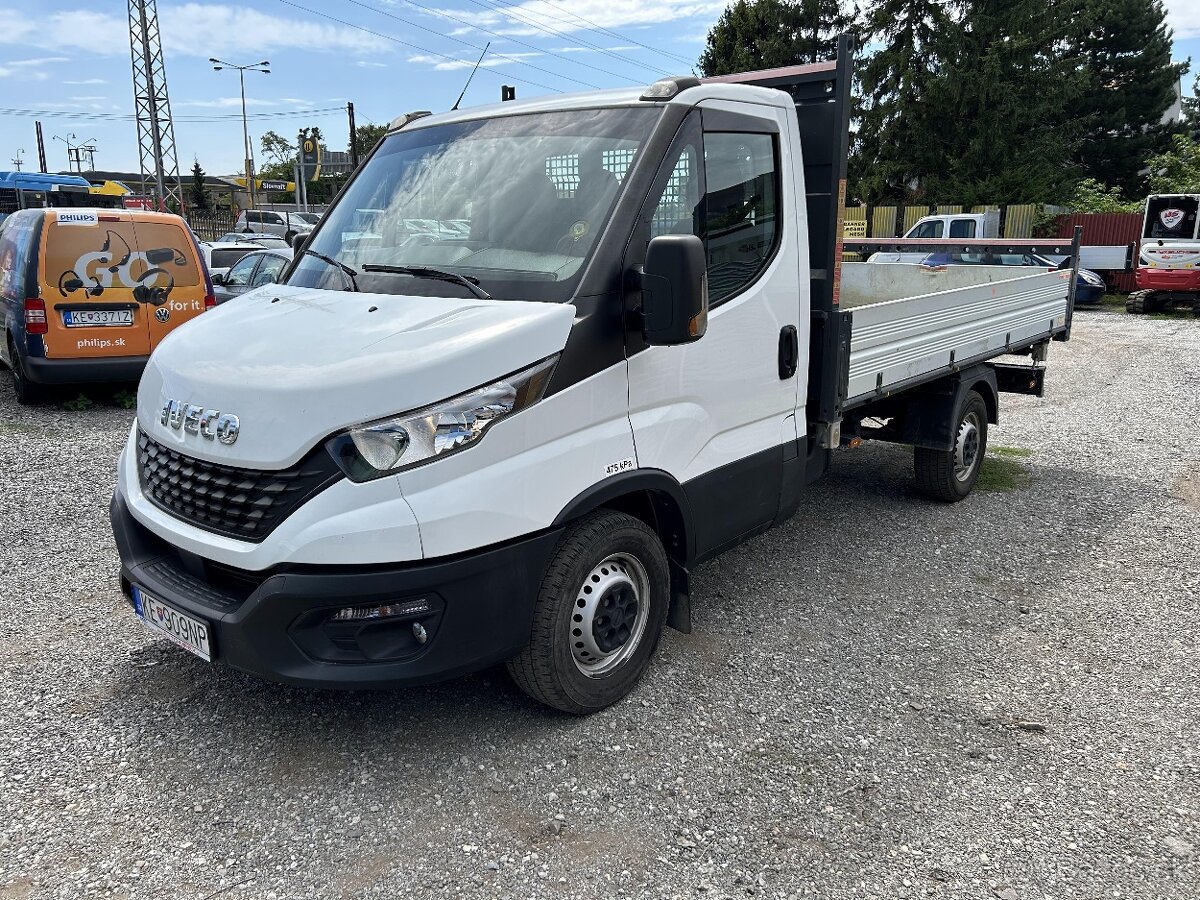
[1144,196,1200,240]
[288,107,661,301]
[295,212,321,224]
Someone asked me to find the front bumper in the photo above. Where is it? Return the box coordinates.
[26,354,149,385]
[110,492,562,688]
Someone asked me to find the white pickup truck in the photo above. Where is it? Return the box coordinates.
[110,39,1078,713]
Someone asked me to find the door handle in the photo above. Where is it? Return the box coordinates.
[778,325,798,379]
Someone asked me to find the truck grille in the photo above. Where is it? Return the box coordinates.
[136,430,343,542]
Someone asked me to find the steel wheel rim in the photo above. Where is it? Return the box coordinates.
[570,552,651,677]
[954,411,982,482]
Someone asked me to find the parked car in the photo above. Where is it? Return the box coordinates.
[211,248,291,303]
[0,207,212,403]
[198,240,264,281]
[233,209,313,241]
[214,231,291,249]
[915,251,1107,303]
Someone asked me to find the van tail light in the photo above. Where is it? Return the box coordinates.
[203,294,216,310]
[23,299,47,335]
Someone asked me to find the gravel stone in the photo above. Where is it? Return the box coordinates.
[1,309,1198,899]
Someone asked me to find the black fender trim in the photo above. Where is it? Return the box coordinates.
[552,468,696,633]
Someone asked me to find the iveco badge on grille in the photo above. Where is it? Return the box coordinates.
[160,398,240,445]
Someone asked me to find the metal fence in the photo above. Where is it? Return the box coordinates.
[186,210,237,242]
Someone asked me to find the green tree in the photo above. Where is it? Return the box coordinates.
[189,159,210,211]
[1145,134,1200,193]
[852,0,953,203]
[260,130,296,168]
[698,0,855,76]
[1067,177,1141,213]
[352,123,387,161]
[921,0,1083,206]
[1065,0,1187,197]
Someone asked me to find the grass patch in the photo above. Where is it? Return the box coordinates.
[976,453,1030,493]
[1097,292,1127,309]
[990,445,1033,458]
[61,393,95,412]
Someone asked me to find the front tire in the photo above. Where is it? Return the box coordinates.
[914,390,988,502]
[508,510,670,714]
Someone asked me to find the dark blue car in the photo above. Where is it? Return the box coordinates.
[920,252,1106,304]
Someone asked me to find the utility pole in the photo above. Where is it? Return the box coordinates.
[35,122,47,173]
[129,0,183,209]
[11,149,23,171]
[347,102,358,169]
[210,58,270,210]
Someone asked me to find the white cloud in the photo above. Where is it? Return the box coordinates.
[555,45,639,53]
[1164,0,1200,39]
[4,56,69,66]
[439,0,726,38]
[356,60,388,68]
[0,4,389,57]
[69,95,107,101]
[407,50,543,72]
[179,97,311,109]
[64,78,108,85]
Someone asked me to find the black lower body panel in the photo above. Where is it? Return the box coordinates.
[110,493,562,689]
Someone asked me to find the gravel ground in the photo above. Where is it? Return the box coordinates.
[1,309,1198,900]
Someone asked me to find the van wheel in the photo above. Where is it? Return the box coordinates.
[7,337,50,405]
[914,390,988,502]
[508,510,670,714]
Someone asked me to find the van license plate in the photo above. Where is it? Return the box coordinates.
[132,586,212,662]
[63,309,134,327]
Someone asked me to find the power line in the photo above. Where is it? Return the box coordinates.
[269,0,566,95]
[530,0,697,67]
[338,0,601,89]
[461,0,673,77]
[348,0,645,86]
[0,105,348,124]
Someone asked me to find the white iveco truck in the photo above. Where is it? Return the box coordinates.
[111,39,1079,713]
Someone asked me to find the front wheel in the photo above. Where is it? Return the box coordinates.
[914,390,988,502]
[508,509,670,714]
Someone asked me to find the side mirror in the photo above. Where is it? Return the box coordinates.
[292,231,311,257]
[211,272,225,285]
[641,234,708,346]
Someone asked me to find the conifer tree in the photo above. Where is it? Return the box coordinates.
[699,0,855,76]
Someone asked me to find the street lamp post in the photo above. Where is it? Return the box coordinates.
[209,58,270,210]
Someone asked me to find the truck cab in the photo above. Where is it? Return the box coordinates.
[110,46,1075,713]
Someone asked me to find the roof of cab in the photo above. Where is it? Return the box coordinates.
[393,81,794,134]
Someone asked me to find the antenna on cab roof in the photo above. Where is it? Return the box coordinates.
[452,42,491,112]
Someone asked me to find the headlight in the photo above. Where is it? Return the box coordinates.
[328,355,558,482]
[1081,272,1104,287]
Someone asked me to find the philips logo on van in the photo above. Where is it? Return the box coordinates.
[55,211,99,226]
[160,398,240,445]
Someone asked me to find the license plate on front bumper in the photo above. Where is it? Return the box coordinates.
[63,309,134,327]
[132,586,212,662]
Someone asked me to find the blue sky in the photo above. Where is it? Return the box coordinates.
[0,0,1197,178]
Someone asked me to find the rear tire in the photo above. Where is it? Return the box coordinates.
[7,337,50,405]
[508,509,670,714]
[914,390,988,502]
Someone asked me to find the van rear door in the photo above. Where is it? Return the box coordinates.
[127,216,207,349]
[38,211,153,361]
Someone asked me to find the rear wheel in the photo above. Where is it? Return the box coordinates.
[508,510,670,714]
[914,391,988,502]
[7,336,50,405]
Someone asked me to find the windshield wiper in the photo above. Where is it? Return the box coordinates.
[361,264,492,300]
[302,248,359,292]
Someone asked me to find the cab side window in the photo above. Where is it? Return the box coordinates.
[702,133,779,304]
[911,220,944,239]
[949,219,976,238]
[0,212,37,299]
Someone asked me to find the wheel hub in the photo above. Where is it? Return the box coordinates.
[954,413,981,482]
[570,553,650,677]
